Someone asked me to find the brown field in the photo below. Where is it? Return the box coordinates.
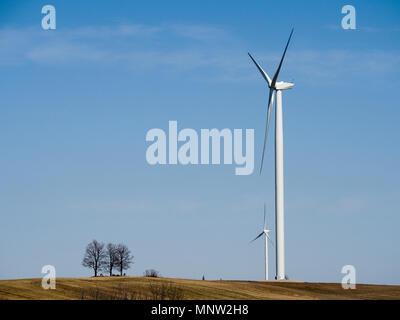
[0,277,399,300]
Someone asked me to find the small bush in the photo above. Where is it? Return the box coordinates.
[144,269,160,278]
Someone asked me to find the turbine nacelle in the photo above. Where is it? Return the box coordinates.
[274,81,294,91]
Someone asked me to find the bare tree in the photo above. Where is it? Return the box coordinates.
[105,243,118,276]
[115,243,134,276]
[82,240,106,277]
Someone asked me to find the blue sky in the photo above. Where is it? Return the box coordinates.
[0,0,399,284]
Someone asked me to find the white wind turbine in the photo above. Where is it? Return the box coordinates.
[248,28,294,280]
[250,203,273,280]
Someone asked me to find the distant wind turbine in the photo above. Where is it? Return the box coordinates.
[248,28,294,280]
[250,203,273,281]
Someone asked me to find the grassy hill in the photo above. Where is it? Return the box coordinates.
[0,277,399,300]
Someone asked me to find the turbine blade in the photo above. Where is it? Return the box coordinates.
[260,88,275,174]
[248,53,272,87]
[250,232,264,243]
[263,203,266,230]
[271,28,294,87]
[266,233,275,247]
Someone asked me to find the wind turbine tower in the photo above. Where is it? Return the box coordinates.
[248,29,294,280]
[250,204,273,280]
